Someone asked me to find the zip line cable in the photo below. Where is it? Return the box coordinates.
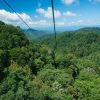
[51,0,57,51]
[3,0,57,50]
[3,0,31,29]
[3,0,57,66]
[51,0,57,67]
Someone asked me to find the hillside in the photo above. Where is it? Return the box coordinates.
[42,27,100,57]
[76,27,100,33]
[23,28,52,40]
[0,22,100,100]
[0,21,29,49]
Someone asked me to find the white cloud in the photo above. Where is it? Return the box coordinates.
[59,20,83,27]
[0,9,81,29]
[36,7,61,18]
[63,11,77,17]
[62,0,77,5]
[0,9,52,28]
[56,22,65,26]
[70,20,83,25]
[0,9,31,21]
[37,7,78,18]
[0,9,33,27]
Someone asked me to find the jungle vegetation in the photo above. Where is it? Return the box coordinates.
[0,21,100,100]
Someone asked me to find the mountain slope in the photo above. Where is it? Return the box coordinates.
[0,21,100,100]
[0,21,29,49]
[76,27,100,33]
[23,28,51,40]
[42,27,100,57]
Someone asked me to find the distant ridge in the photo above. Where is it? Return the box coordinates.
[42,27,100,56]
[23,28,52,40]
[75,27,100,32]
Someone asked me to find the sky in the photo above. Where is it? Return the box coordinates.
[0,0,100,30]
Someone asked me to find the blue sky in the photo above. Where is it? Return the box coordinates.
[0,0,100,30]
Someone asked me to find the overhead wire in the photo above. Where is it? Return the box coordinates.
[51,0,57,67]
[3,0,57,67]
[3,0,57,49]
[3,0,31,29]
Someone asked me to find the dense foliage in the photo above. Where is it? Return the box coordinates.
[0,21,100,100]
[0,21,29,50]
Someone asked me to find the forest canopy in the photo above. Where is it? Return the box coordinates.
[0,21,100,100]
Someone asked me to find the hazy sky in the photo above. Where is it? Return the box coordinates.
[0,0,100,30]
